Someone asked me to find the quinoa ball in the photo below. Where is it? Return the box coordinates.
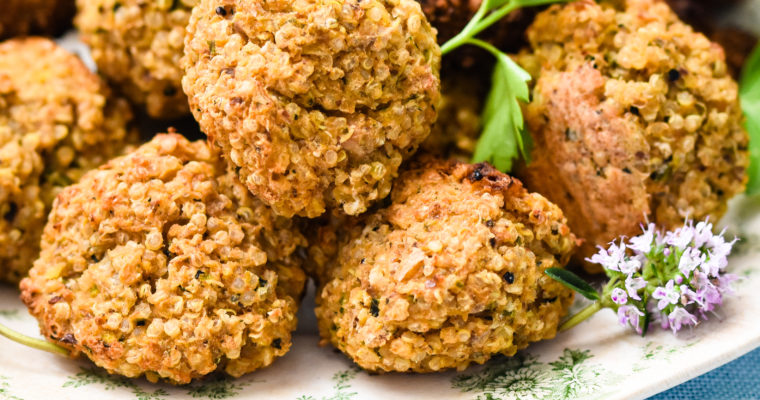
[515,0,748,272]
[314,158,576,372]
[0,0,75,39]
[182,0,441,218]
[421,73,484,160]
[76,0,197,119]
[0,38,136,284]
[663,0,756,79]
[20,134,307,384]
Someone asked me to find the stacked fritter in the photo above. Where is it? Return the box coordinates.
[422,75,484,160]
[313,159,576,372]
[20,134,307,383]
[0,38,136,283]
[75,0,197,119]
[2,0,753,384]
[182,0,442,218]
[516,0,749,270]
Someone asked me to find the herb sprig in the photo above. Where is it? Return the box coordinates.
[741,43,760,194]
[547,219,738,335]
[441,0,567,171]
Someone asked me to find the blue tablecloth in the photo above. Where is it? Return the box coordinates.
[648,347,760,399]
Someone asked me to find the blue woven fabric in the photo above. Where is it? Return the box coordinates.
[648,346,760,400]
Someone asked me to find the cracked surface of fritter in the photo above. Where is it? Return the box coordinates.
[20,134,307,384]
[76,0,196,119]
[315,158,576,372]
[0,0,74,39]
[0,38,135,283]
[516,0,748,272]
[182,0,441,218]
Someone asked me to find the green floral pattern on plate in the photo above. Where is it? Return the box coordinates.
[62,367,260,400]
[0,310,19,320]
[64,367,168,400]
[297,367,361,400]
[453,349,615,400]
[0,376,23,400]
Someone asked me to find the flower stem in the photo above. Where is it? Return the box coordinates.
[0,322,70,357]
[559,301,602,332]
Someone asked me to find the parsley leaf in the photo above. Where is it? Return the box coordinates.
[440,0,567,172]
[741,44,760,194]
[470,42,532,171]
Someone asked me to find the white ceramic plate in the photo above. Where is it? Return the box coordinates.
[2,3,760,399]
[1,195,759,400]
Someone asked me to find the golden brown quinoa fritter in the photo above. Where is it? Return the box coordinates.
[0,0,75,39]
[20,134,307,384]
[421,73,484,160]
[182,0,441,218]
[0,38,136,284]
[314,159,576,372]
[76,0,197,119]
[515,0,748,272]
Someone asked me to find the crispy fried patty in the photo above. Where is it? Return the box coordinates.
[182,0,441,218]
[20,134,307,383]
[314,158,576,372]
[516,0,748,272]
[76,0,196,119]
[0,38,136,283]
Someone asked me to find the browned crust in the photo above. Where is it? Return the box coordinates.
[0,37,136,283]
[314,157,577,372]
[516,0,748,272]
[21,134,306,384]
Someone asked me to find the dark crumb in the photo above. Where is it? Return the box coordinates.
[667,68,681,82]
[61,333,77,345]
[369,298,380,317]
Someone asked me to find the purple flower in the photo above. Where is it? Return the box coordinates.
[698,285,722,312]
[618,305,645,334]
[707,233,735,264]
[652,280,679,310]
[665,225,694,249]
[678,247,705,275]
[566,218,739,338]
[619,258,642,275]
[611,288,628,305]
[717,273,740,295]
[679,284,697,306]
[625,275,647,301]
[629,223,656,254]
[588,242,627,271]
[701,252,724,277]
[692,220,714,248]
[668,307,698,334]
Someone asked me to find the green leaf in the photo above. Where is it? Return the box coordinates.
[741,44,760,195]
[484,0,567,14]
[640,310,651,337]
[472,51,533,171]
[545,268,600,300]
[512,0,570,7]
